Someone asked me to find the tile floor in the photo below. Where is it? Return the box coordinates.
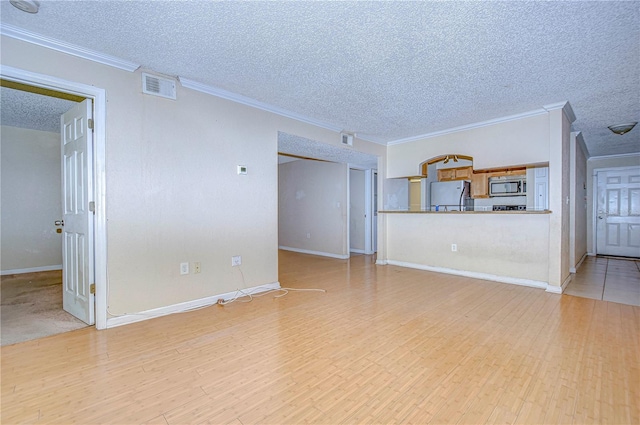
[564,255,640,306]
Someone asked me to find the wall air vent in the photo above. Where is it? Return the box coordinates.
[341,132,354,146]
[142,73,176,100]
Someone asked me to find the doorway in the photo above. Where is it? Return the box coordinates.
[1,65,108,330]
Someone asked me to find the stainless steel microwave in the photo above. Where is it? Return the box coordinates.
[489,176,526,197]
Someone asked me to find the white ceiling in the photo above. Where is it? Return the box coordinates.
[1,1,638,158]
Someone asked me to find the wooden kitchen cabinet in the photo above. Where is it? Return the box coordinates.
[471,172,489,198]
[470,167,526,198]
[437,166,472,182]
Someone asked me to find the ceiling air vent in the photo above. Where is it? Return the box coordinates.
[341,132,354,146]
[142,73,176,100]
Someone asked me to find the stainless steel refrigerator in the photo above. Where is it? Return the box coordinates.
[430,180,473,211]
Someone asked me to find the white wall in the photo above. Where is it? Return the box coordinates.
[349,169,365,252]
[387,214,550,284]
[586,153,640,253]
[279,159,348,258]
[387,113,550,178]
[1,126,63,273]
[0,35,386,316]
[381,105,574,288]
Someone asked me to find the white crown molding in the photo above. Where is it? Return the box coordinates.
[387,108,550,146]
[1,24,140,72]
[543,101,576,123]
[179,77,386,146]
[588,152,640,161]
[180,77,342,132]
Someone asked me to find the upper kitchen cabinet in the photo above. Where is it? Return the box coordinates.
[437,166,472,182]
[471,172,489,198]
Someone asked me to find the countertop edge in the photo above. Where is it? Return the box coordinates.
[379,210,552,214]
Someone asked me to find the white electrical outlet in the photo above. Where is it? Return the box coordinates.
[306,233,311,239]
[451,244,457,252]
[180,262,189,275]
[193,262,201,274]
[232,255,242,267]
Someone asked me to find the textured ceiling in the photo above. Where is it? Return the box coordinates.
[0,86,77,132]
[1,1,638,157]
[278,132,378,169]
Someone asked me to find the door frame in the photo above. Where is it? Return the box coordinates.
[591,165,640,257]
[1,65,108,330]
[348,165,376,255]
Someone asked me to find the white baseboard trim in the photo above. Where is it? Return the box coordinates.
[376,259,388,265]
[106,281,281,329]
[570,252,589,273]
[386,260,547,289]
[0,265,62,275]
[547,274,572,294]
[279,246,349,260]
[350,249,365,254]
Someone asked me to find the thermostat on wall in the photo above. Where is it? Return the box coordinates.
[237,165,247,175]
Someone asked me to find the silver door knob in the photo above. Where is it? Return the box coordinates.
[55,220,64,226]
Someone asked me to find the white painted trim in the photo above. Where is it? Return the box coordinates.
[0,25,388,146]
[591,165,640,256]
[387,108,549,146]
[346,166,351,257]
[547,273,572,294]
[180,78,382,146]
[544,101,576,123]
[106,282,281,328]
[376,260,388,265]
[588,152,640,161]
[364,169,374,255]
[350,249,365,254]
[386,260,547,289]
[0,24,139,72]
[545,285,562,294]
[0,265,62,275]
[279,246,350,260]
[0,65,109,331]
[570,252,588,274]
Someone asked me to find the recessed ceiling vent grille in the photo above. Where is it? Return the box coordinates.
[142,73,176,100]
[341,132,354,146]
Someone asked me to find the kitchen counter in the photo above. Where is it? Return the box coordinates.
[380,209,551,214]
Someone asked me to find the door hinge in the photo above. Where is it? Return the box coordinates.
[89,201,95,213]
[88,118,94,130]
[90,283,96,294]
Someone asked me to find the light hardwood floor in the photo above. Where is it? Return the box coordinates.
[1,251,638,424]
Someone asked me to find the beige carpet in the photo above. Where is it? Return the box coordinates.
[1,270,87,346]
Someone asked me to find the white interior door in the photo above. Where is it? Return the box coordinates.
[596,167,640,258]
[61,99,95,325]
[373,171,378,253]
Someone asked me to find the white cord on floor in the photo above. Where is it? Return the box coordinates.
[217,286,326,306]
